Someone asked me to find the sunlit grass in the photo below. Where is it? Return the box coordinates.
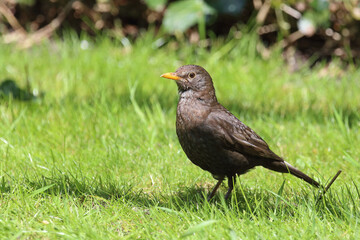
[0,32,359,239]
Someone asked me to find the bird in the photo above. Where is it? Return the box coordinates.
[160,65,320,200]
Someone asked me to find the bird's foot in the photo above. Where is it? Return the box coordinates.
[207,178,224,201]
[224,187,233,200]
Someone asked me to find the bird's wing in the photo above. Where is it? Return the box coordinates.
[206,106,283,161]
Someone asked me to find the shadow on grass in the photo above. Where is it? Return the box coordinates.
[0,78,44,101]
[1,173,356,219]
[167,183,358,221]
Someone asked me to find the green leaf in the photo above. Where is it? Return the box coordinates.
[181,220,218,238]
[29,184,55,197]
[144,0,167,11]
[14,0,35,6]
[163,0,215,33]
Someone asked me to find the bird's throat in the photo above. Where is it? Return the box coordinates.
[179,88,217,105]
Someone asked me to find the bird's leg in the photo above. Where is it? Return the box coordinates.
[224,176,235,200]
[207,178,224,201]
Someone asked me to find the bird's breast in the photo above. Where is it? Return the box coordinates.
[175,99,218,167]
[176,98,210,130]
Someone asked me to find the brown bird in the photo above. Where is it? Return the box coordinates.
[161,65,320,200]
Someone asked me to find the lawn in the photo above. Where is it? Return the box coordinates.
[0,33,359,239]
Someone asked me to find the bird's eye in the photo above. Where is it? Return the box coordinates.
[189,72,196,78]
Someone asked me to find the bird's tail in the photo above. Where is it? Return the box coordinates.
[262,160,320,187]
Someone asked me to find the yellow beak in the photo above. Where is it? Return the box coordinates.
[160,72,181,81]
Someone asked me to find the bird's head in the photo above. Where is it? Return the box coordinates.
[161,65,217,101]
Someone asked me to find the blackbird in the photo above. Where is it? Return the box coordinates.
[161,65,320,200]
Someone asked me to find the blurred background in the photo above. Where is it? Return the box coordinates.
[1,0,360,65]
[1,2,360,238]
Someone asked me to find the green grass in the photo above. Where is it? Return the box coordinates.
[0,32,359,239]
